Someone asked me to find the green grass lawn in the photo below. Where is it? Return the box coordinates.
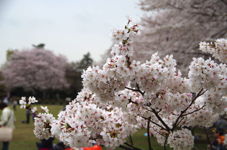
[0,105,208,150]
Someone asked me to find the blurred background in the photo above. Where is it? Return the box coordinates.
[0,0,142,102]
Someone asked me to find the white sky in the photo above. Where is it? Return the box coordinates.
[0,0,143,65]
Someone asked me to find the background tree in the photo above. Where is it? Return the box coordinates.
[0,71,6,99]
[6,49,17,61]
[1,48,69,99]
[65,62,83,98]
[132,0,227,73]
[77,52,93,71]
[65,52,94,98]
[32,43,45,49]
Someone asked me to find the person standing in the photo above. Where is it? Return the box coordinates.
[12,100,17,111]
[2,96,9,105]
[22,105,31,124]
[0,102,15,150]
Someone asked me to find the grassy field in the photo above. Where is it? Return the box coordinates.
[0,105,207,150]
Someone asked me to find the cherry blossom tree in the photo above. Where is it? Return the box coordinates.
[0,71,6,99]
[21,21,227,150]
[2,48,69,93]
[131,0,227,73]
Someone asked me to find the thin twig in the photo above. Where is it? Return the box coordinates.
[204,128,212,147]
[142,116,166,130]
[119,145,133,150]
[182,104,206,117]
[171,89,206,131]
[124,143,141,150]
[129,135,134,145]
[151,108,171,131]
[147,117,153,150]
[125,83,145,96]
[163,134,169,150]
[125,87,145,96]
[128,98,138,105]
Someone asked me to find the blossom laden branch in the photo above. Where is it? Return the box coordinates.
[19,20,227,150]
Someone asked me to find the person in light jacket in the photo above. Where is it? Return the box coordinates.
[0,102,15,150]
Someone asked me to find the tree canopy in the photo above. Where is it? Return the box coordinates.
[2,48,69,93]
[132,0,227,73]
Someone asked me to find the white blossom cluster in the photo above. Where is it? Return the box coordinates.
[27,22,227,150]
[49,89,138,148]
[189,58,227,92]
[19,97,54,140]
[168,128,194,150]
[19,96,38,109]
[200,39,227,63]
[40,106,49,113]
[111,19,138,57]
[34,112,55,140]
[188,57,227,114]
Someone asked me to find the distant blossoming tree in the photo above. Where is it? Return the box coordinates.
[21,21,226,150]
[131,0,227,73]
[2,48,69,93]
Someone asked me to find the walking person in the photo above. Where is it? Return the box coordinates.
[0,102,15,150]
[22,105,31,124]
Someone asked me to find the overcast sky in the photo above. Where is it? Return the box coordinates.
[0,0,143,65]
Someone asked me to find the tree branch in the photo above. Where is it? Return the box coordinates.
[182,104,206,117]
[129,135,134,146]
[124,143,142,150]
[204,127,212,146]
[151,108,171,131]
[128,98,139,105]
[147,117,153,150]
[163,134,169,150]
[119,145,134,150]
[211,26,227,38]
[171,89,206,131]
[142,113,166,131]
[125,84,145,96]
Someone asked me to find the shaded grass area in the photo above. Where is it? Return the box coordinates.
[1,105,208,150]
[116,130,207,150]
